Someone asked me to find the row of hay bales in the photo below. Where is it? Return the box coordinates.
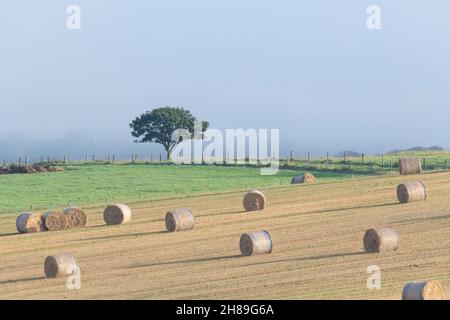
[289,169,441,299]
[33,193,268,279]
[363,177,442,299]
[289,158,423,186]
[16,164,441,299]
[16,208,87,233]
[39,192,270,281]
[17,205,133,234]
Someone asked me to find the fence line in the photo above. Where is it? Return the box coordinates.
[1,153,450,175]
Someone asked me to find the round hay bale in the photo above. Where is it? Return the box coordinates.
[243,190,266,211]
[16,212,45,233]
[63,207,88,228]
[165,208,194,232]
[397,181,427,203]
[402,280,444,300]
[363,227,399,253]
[103,203,132,225]
[43,211,67,231]
[291,173,316,184]
[44,253,77,278]
[399,158,422,175]
[240,230,273,256]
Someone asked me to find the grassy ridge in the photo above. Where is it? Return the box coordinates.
[1,150,449,213]
[282,150,450,172]
[0,164,362,213]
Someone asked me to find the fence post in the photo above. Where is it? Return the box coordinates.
[307,152,311,168]
[289,150,293,162]
[361,153,364,165]
[3,158,6,167]
[381,155,384,167]
[326,152,329,167]
[19,157,21,167]
[423,158,426,171]
[159,153,162,162]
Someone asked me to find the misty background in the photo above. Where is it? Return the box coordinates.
[1,1,449,162]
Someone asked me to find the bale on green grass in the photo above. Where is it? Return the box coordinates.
[402,280,444,300]
[165,208,194,232]
[240,230,273,256]
[103,204,132,225]
[363,227,399,253]
[43,211,67,231]
[243,190,266,211]
[63,207,88,228]
[44,253,77,278]
[291,173,316,184]
[399,158,422,175]
[397,181,427,203]
[16,212,45,233]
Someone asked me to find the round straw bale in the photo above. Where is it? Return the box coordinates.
[291,173,316,184]
[16,212,45,233]
[243,190,266,211]
[397,181,427,203]
[63,207,88,228]
[44,253,77,278]
[43,211,67,231]
[402,280,444,300]
[103,203,132,225]
[363,227,399,253]
[399,158,422,175]
[240,230,273,256]
[165,208,194,232]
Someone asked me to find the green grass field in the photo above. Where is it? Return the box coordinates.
[0,163,363,213]
[1,150,449,214]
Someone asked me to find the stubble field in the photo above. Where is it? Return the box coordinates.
[1,171,450,299]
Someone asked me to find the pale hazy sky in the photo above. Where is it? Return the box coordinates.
[1,1,449,155]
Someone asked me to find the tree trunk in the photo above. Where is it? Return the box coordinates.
[166,149,171,161]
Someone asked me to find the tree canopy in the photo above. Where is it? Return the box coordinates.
[130,106,209,160]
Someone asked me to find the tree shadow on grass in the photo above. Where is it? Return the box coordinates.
[0,276,46,285]
[129,254,242,269]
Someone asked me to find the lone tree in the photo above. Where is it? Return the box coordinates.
[130,106,209,160]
